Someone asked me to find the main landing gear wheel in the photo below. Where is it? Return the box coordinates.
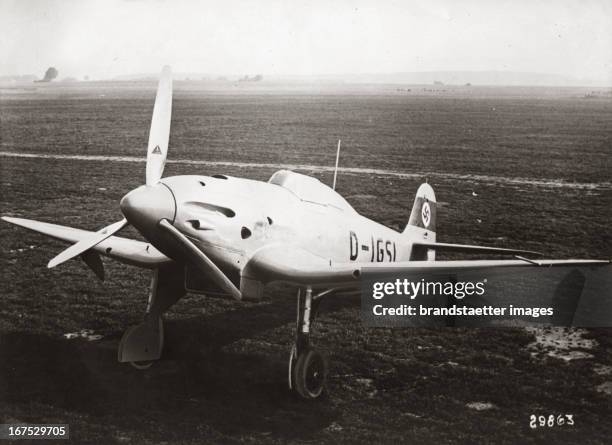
[292,348,328,400]
[118,316,164,368]
[130,360,154,370]
[118,265,185,369]
[289,286,329,400]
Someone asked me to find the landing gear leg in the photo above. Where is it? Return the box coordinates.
[118,264,185,369]
[289,286,328,399]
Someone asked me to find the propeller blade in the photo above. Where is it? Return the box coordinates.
[158,219,242,300]
[48,218,128,269]
[145,65,173,186]
[81,250,105,281]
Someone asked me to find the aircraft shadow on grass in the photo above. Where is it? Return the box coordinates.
[0,294,358,439]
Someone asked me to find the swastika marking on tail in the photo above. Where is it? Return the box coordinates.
[421,201,431,228]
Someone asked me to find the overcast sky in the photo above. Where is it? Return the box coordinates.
[1,0,611,82]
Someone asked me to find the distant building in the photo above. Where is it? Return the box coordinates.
[239,74,264,82]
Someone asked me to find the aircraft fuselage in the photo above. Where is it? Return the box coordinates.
[152,173,423,274]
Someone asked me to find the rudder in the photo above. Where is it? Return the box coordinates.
[405,183,436,234]
[404,183,436,261]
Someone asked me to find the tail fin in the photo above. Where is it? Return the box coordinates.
[405,183,436,234]
[404,183,436,260]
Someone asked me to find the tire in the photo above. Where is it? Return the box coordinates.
[130,360,154,370]
[292,349,328,399]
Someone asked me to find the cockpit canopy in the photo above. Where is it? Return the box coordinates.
[268,170,354,212]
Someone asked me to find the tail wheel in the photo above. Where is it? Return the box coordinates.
[292,349,328,400]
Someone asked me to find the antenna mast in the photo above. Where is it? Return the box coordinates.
[332,139,341,190]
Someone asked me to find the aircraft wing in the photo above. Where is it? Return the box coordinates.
[2,216,171,269]
[241,245,610,292]
[241,245,353,288]
[412,241,542,256]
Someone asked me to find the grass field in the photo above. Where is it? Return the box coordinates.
[1,82,611,444]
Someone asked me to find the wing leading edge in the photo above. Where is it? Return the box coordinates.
[242,245,610,290]
[412,241,542,256]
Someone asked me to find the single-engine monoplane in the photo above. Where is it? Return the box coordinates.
[3,67,608,399]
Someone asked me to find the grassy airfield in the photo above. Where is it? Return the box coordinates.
[1,81,611,444]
